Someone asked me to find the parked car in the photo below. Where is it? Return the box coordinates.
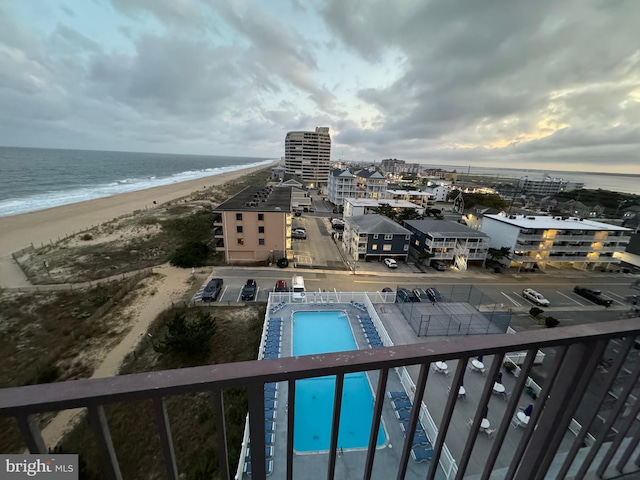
[431,260,447,271]
[274,280,288,292]
[292,230,307,239]
[384,258,398,268]
[412,288,429,301]
[381,287,394,293]
[426,287,443,302]
[293,227,307,234]
[522,288,550,306]
[396,287,419,303]
[294,211,302,217]
[574,286,612,307]
[241,279,257,301]
[201,278,223,302]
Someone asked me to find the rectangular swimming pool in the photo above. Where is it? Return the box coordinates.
[292,310,387,452]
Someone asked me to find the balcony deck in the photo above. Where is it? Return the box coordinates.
[1,293,640,480]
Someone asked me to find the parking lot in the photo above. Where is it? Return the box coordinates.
[290,214,345,269]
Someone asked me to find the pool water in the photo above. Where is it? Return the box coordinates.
[292,310,387,452]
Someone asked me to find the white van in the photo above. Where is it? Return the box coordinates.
[291,275,305,301]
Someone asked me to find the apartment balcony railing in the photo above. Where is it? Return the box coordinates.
[2,318,640,480]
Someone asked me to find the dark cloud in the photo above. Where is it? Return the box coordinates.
[321,0,640,168]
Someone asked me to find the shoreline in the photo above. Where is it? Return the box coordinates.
[0,162,276,259]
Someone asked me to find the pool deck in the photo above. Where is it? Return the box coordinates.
[245,301,570,479]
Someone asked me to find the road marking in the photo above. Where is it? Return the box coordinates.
[606,291,626,300]
[501,292,521,307]
[218,286,228,302]
[236,289,242,302]
[602,293,625,306]
[255,286,261,300]
[557,291,585,306]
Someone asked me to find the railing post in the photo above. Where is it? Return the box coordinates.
[513,342,592,480]
[247,383,266,479]
[211,390,230,480]
[16,414,47,453]
[87,405,123,480]
[152,397,179,480]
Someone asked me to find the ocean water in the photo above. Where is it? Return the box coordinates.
[435,165,640,196]
[0,147,275,217]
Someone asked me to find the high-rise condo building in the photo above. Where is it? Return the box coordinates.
[284,127,331,187]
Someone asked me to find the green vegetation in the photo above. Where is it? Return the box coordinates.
[446,191,509,211]
[529,307,544,317]
[0,281,139,453]
[545,316,560,328]
[59,305,264,480]
[170,241,212,268]
[154,310,217,358]
[552,189,640,215]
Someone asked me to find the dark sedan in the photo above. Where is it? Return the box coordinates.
[574,286,612,307]
[241,279,257,301]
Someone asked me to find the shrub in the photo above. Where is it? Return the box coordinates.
[170,241,211,268]
[154,310,217,357]
[503,361,516,373]
[545,316,560,328]
[529,307,544,317]
[81,233,93,241]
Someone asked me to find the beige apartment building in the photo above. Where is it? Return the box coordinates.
[284,127,331,187]
[213,186,293,263]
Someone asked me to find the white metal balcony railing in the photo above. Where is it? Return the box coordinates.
[1,294,640,480]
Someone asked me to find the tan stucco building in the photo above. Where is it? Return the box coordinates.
[214,186,293,263]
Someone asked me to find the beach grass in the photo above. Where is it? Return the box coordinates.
[58,304,263,480]
[0,279,149,453]
[17,168,272,284]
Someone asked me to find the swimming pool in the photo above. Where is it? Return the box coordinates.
[292,310,387,452]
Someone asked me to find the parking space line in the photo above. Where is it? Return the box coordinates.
[218,286,228,302]
[236,289,242,302]
[501,292,521,307]
[255,287,260,300]
[606,291,626,300]
[557,291,585,306]
[603,293,625,306]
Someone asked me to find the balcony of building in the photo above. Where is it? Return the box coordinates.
[2,293,640,480]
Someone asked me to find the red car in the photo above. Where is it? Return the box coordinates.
[274,280,288,292]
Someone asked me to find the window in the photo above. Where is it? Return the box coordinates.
[373,234,379,239]
[383,244,392,251]
[259,226,265,233]
[372,245,378,251]
[403,245,409,251]
[384,234,393,240]
[236,213,242,221]
[237,238,244,245]
[258,214,264,221]
[237,226,243,233]
[259,238,265,245]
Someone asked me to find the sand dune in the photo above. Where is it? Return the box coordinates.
[0,162,275,286]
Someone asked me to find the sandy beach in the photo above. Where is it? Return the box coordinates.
[0,162,275,286]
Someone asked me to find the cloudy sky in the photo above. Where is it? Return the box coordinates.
[1,0,639,173]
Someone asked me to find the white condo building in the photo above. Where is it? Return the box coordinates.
[284,127,331,187]
[481,214,631,271]
[518,176,584,195]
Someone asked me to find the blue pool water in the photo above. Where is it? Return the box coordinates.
[292,311,387,452]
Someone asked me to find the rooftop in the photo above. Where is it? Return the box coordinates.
[387,189,433,197]
[346,214,413,235]
[345,198,420,209]
[483,214,631,232]
[214,186,292,212]
[404,220,489,238]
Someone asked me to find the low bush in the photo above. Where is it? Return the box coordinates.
[154,310,217,358]
[545,316,560,328]
[529,307,544,317]
[170,241,211,268]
